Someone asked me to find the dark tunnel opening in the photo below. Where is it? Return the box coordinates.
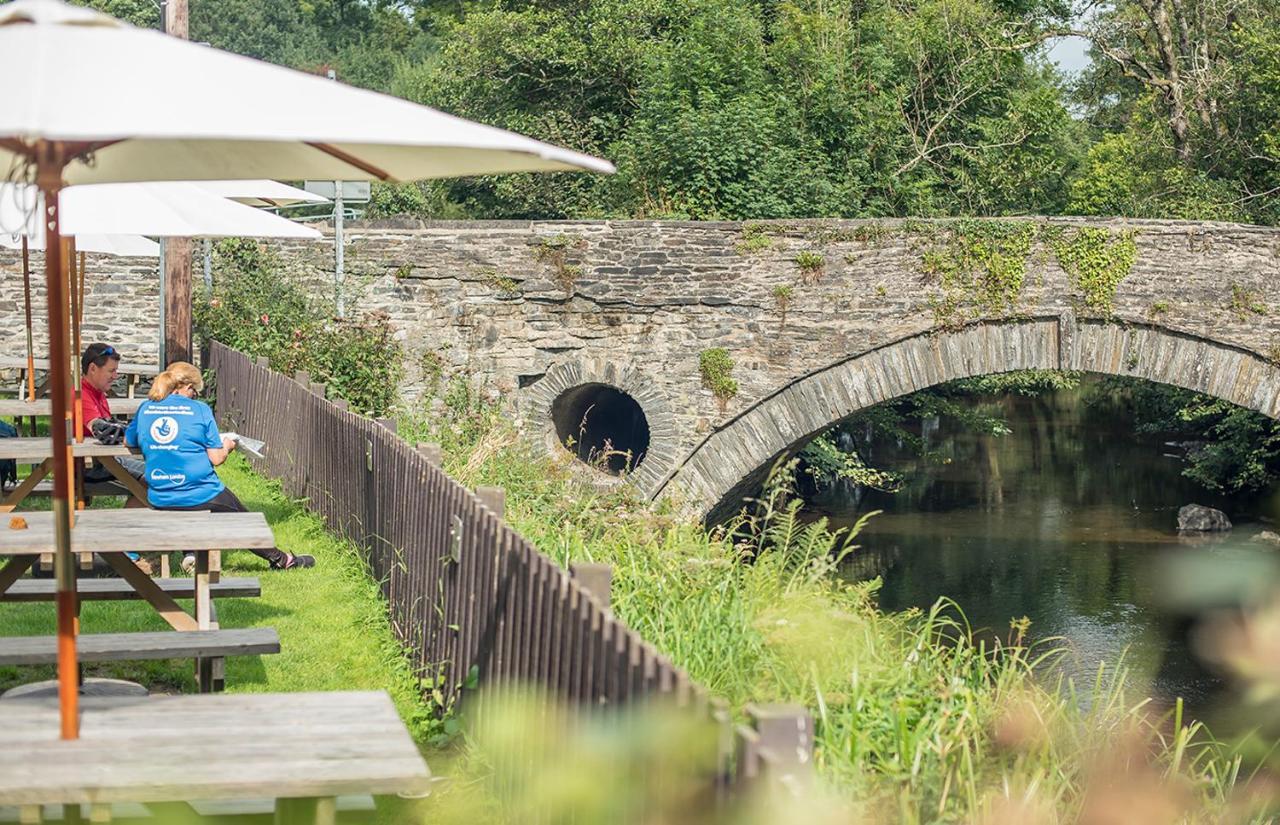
[551,383,650,475]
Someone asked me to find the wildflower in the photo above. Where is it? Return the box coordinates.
[260,313,270,324]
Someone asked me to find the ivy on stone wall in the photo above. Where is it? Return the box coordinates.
[922,220,1037,328]
[1047,227,1138,314]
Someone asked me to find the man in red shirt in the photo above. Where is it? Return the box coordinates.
[81,343,147,485]
[80,342,119,437]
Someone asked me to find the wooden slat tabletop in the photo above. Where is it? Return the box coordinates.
[0,356,159,376]
[0,691,433,805]
[0,511,275,555]
[0,437,137,460]
[0,397,145,417]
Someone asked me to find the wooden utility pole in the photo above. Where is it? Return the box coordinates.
[161,0,192,367]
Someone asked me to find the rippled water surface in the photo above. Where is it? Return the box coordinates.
[803,382,1280,709]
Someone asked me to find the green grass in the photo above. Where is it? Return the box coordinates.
[397,388,1276,823]
[0,455,432,738]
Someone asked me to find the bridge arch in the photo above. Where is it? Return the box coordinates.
[654,315,1280,521]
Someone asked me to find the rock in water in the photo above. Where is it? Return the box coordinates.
[1177,504,1232,532]
[1252,530,1280,547]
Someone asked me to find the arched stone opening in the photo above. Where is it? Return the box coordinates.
[656,317,1280,522]
[552,383,651,475]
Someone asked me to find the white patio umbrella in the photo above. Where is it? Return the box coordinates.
[0,180,320,428]
[0,182,323,240]
[1,231,159,257]
[192,180,329,208]
[182,180,329,293]
[0,0,612,741]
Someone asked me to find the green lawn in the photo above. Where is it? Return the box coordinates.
[0,454,432,738]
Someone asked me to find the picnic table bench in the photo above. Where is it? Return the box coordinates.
[0,691,432,824]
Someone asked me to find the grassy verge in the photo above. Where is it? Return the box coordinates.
[0,455,433,740]
[398,385,1277,822]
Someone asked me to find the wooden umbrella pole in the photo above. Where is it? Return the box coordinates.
[70,242,83,444]
[21,237,34,402]
[36,142,79,741]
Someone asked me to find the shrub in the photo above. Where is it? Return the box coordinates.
[196,239,404,416]
[699,348,738,403]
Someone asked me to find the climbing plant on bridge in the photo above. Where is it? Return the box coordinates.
[1047,227,1138,315]
[922,220,1037,328]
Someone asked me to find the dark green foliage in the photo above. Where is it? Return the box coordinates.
[1087,378,1280,494]
[195,240,403,416]
[801,370,1082,492]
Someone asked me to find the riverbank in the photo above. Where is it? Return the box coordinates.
[401,389,1271,822]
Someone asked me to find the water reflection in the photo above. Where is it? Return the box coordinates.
[804,379,1280,711]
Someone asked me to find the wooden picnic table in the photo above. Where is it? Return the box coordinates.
[0,510,275,634]
[0,690,432,821]
[0,437,145,513]
[0,397,145,417]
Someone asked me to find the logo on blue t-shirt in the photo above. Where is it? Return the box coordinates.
[150,417,179,444]
[125,395,226,508]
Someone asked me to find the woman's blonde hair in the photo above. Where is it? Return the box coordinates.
[149,361,204,401]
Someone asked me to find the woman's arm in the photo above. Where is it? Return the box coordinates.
[207,436,236,466]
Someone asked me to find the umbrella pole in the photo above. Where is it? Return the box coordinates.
[21,238,34,403]
[70,244,83,445]
[36,144,79,741]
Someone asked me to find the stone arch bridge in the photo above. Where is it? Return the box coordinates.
[12,217,1276,520]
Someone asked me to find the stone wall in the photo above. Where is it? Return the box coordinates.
[0,249,161,366]
[8,218,1280,513]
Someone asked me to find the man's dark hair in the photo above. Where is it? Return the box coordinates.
[81,343,121,375]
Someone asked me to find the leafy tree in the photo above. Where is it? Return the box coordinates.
[1086,378,1280,494]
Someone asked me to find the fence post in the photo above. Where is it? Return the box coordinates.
[293,369,310,386]
[376,417,397,433]
[744,704,813,793]
[310,382,326,398]
[475,486,505,520]
[254,356,269,369]
[570,562,611,609]
[417,442,443,467]
[332,399,348,411]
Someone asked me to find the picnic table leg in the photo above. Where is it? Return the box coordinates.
[195,551,213,692]
[100,553,198,632]
[17,803,42,824]
[208,599,225,692]
[0,556,36,596]
[273,797,336,825]
[95,457,148,505]
[0,459,51,512]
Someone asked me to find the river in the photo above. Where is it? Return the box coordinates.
[803,378,1280,713]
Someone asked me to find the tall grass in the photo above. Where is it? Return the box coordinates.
[399,384,1277,822]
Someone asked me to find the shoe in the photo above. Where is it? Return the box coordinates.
[181,555,196,574]
[278,553,315,570]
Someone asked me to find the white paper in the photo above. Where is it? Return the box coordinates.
[222,431,266,459]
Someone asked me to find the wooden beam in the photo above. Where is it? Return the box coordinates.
[100,553,198,632]
[305,142,392,181]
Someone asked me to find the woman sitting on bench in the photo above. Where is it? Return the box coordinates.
[125,362,315,572]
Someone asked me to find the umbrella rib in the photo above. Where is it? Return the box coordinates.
[306,143,392,182]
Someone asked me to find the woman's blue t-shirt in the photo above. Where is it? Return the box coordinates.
[125,394,225,508]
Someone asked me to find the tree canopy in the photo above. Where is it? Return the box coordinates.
[75,0,1277,223]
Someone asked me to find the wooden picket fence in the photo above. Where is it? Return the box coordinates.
[207,341,811,800]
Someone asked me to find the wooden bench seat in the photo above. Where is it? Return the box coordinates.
[0,577,261,603]
[23,479,131,497]
[0,628,280,666]
[0,795,377,824]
